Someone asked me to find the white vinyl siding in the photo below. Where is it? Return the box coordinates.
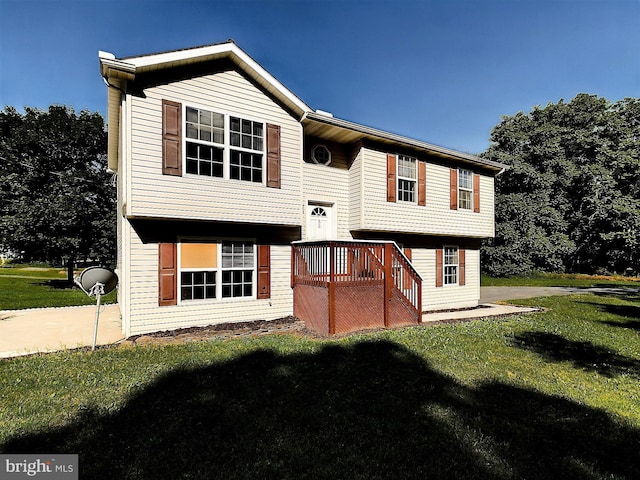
[127,70,302,226]
[124,225,294,336]
[302,140,352,240]
[412,246,480,311]
[348,148,363,231]
[353,148,495,237]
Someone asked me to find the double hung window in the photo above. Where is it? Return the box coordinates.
[221,241,254,298]
[443,246,459,286]
[397,155,417,203]
[179,240,254,302]
[458,169,473,210]
[180,243,218,301]
[230,117,263,182]
[185,106,264,184]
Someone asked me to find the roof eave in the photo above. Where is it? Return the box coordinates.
[303,112,508,173]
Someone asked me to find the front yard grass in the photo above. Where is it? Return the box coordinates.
[0,266,116,310]
[1,292,639,479]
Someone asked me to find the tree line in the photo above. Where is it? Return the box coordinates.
[481,94,640,276]
[1,95,638,278]
[0,105,115,275]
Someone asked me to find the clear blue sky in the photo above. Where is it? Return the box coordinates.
[1,0,638,154]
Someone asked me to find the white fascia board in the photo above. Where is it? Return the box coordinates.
[99,56,136,80]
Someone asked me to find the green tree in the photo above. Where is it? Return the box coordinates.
[482,94,640,276]
[0,105,115,278]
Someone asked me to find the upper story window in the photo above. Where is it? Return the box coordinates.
[397,155,417,203]
[458,168,473,210]
[311,145,331,165]
[185,106,264,183]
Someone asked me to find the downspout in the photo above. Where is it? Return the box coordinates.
[99,51,136,172]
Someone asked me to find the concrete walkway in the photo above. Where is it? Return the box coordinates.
[422,303,540,324]
[0,304,123,358]
[6,285,632,358]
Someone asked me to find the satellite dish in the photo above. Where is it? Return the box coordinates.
[77,266,118,296]
[74,267,118,351]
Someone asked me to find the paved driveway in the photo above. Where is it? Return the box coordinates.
[0,304,123,358]
[480,286,639,304]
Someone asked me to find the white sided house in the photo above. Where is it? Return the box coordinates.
[99,41,507,337]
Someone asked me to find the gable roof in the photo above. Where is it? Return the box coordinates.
[100,40,311,118]
[99,41,507,173]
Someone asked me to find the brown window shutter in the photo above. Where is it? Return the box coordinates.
[450,168,458,210]
[257,245,271,299]
[418,160,426,206]
[387,153,397,202]
[162,100,182,176]
[473,173,480,213]
[266,123,281,188]
[459,249,466,286]
[435,248,443,287]
[158,243,177,306]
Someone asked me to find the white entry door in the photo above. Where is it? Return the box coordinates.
[307,203,334,240]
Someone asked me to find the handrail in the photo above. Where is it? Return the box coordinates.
[291,241,421,316]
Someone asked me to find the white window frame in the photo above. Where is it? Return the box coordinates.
[458,168,473,210]
[311,144,332,165]
[443,245,459,286]
[177,238,257,304]
[397,154,417,203]
[183,104,266,185]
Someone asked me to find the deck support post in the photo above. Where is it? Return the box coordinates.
[383,242,393,328]
[328,242,336,335]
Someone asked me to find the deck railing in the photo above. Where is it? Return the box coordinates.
[291,241,422,334]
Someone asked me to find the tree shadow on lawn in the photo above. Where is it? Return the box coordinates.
[37,279,74,289]
[512,332,640,380]
[2,341,639,479]
[577,296,640,331]
[587,286,640,304]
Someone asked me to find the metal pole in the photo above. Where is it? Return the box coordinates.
[90,283,105,351]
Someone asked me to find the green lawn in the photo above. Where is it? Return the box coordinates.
[0,266,116,310]
[1,291,639,479]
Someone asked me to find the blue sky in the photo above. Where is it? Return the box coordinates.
[1,0,638,154]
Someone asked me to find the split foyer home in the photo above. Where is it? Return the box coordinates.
[98,41,507,337]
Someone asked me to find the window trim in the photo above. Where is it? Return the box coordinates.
[183,103,266,185]
[177,237,257,304]
[311,144,332,165]
[397,154,418,204]
[458,168,473,210]
[443,245,459,286]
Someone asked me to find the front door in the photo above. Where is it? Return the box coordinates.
[307,203,334,240]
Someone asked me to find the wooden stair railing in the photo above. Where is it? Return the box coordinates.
[292,241,422,331]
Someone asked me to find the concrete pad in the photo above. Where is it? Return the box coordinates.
[422,303,540,324]
[0,304,123,358]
